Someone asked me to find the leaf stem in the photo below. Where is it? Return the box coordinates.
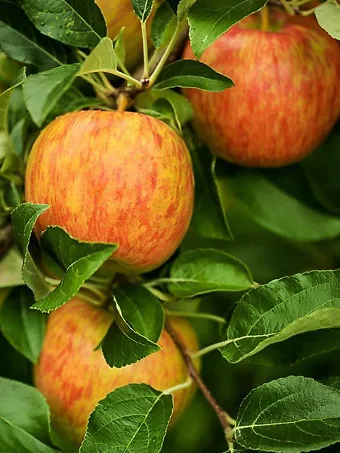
[279,0,296,14]
[191,339,235,359]
[110,70,143,89]
[166,309,227,324]
[148,22,182,87]
[143,277,182,288]
[145,286,177,303]
[141,21,149,79]
[163,377,192,395]
[98,72,116,92]
[77,292,104,306]
[165,320,235,446]
[79,75,109,95]
[116,55,131,77]
[44,276,60,286]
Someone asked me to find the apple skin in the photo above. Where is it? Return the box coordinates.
[25,110,194,273]
[182,8,340,167]
[95,0,155,69]
[34,299,200,446]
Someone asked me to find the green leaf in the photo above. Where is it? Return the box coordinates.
[222,269,340,363]
[315,2,340,40]
[247,328,340,367]
[11,203,51,299]
[301,130,340,215]
[114,284,164,342]
[0,420,58,453]
[235,376,340,452]
[188,0,268,58]
[0,286,46,363]
[187,137,233,241]
[0,53,22,86]
[0,248,23,288]
[10,118,29,158]
[166,0,197,19]
[23,63,80,127]
[324,376,340,390]
[113,28,126,67]
[77,37,117,76]
[0,377,56,451]
[131,0,155,22]
[151,1,177,48]
[142,98,181,132]
[46,87,100,121]
[0,0,67,70]
[219,166,340,242]
[0,67,26,136]
[166,0,182,13]
[168,248,253,298]
[81,384,172,453]
[177,0,197,20]
[154,60,234,91]
[20,0,107,48]
[136,89,193,125]
[101,290,161,368]
[32,226,117,313]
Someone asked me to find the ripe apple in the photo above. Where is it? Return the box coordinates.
[95,0,155,69]
[34,299,200,446]
[182,8,340,167]
[25,110,194,273]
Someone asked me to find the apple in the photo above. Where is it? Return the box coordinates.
[95,0,155,69]
[25,110,194,273]
[34,298,200,446]
[182,8,340,167]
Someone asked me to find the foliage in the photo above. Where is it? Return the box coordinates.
[0,0,339,452]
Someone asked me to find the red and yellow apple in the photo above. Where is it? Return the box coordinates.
[34,299,200,446]
[25,111,194,273]
[182,8,340,167]
[95,0,156,69]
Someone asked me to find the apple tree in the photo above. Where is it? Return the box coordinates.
[1,0,340,452]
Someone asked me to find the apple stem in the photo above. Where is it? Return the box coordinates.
[165,320,235,446]
[117,93,130,112]
[260,6,270,31]
[141,21,150,80]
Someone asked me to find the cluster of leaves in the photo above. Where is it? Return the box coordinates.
[0,0,340,453]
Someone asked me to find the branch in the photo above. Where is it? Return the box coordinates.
[0,222,13,258]
[165,320,235,446]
